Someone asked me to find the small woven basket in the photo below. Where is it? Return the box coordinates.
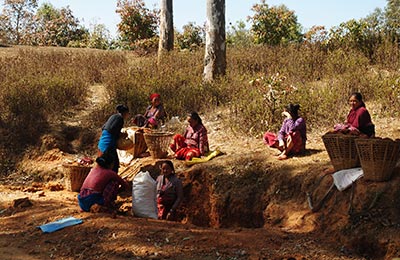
[63,164,91,192]
[117,135,134,150]
[144,132,174,159]
[322,133,360,171]
[355,138,400,181]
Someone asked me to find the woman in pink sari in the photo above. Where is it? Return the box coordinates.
[170,112,209,161]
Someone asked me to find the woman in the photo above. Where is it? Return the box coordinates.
[334,92,375,137]
[170,112,209,161]
[133,93,166,129]
[98,104,130,173]
[263,104,307,160]
[156,160,183,220]
[78,150,129,213]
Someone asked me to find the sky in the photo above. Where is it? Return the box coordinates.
[35,0,388,38]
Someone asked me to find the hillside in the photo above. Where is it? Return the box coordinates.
[1,83,400,260]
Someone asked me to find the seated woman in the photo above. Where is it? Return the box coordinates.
[263,104,307,160]
[98,104,130,173]
[170,112,209,161]
[156,160,183,221]
[133,93,166,129]
[333,92,375,137]
[78,150,129,213]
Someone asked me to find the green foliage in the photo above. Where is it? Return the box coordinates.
[86,23,111,50]
[303,26,329,45]
[226,20,253,47]
[116,0,159,48]
[175,22,204,50]
[385,0,400,39]
[249,0,302,45]
[328,19,383,59]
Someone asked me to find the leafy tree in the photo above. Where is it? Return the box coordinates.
[226,20,253,47]
[175,22,204,50]
[86,23,111,49]
[248,0,302,45]
[29,3,87,47]
[0,0,38,44]
[116,0,159,48]
[303,25,329,45]
[385,0,400,39]
[328,19,383,58]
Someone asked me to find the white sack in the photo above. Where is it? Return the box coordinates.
[132,171,157,219]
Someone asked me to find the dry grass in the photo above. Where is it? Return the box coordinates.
[0,42,399,174]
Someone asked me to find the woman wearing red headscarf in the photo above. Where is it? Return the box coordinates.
[133,93,166,129]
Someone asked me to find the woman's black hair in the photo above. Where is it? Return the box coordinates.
[161,160,175,173]
[350,92,363,102]
[96,149,114,168]
[116,104,129,114]
[189,111,202,125]
[350,92,366,107]
[286,103,300,118]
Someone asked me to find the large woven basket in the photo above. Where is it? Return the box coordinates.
[322,133,360,171]
[355,138,400,181]
[63,164,91,192]
[124,127,148,158]
[144,132,174,159]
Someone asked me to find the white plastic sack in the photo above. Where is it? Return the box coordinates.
[132,171,157,219]
[332,167,364,191]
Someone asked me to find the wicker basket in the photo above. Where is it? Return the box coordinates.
[124,127,148,158]
[322,133,360,171]
[355,138,400,181]
[117,135,134,150]
[63,164,91,192]
[144,132,174,159]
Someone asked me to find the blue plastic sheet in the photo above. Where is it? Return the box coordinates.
[38,216,83,233]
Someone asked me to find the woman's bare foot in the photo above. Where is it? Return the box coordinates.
[277,154,288,160]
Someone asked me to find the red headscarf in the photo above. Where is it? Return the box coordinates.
[150,93,161,101]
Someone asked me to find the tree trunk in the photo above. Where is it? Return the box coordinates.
[158,0,174,61]
[203,0,226,82]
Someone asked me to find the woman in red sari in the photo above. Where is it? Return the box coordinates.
[170,112,209,161]
[156,160,183,220]
[333,92,375,137]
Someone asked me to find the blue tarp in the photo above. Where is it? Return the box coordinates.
[38,216,83,233]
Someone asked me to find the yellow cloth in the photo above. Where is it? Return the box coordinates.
[185,150,223,166]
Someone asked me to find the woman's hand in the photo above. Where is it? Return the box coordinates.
[166,209,175,221]
[278,139,285,148]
